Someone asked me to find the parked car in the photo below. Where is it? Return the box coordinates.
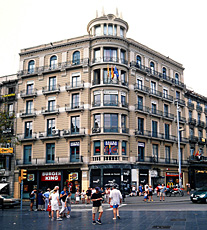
[0,194,20,207]
[190,187,207,203]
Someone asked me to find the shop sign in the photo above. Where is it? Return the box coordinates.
[0,148,13,154]
[149,170,158,178]
[195,170,207,174]
[27,174,35,181]
[41,171,61,181]
[70,141,80,147]
[2,93,15,98]
[166,172,179,177]
[103,172,121,176]
[93,179,100,184]
[104,141,118,146]
[138,142,145,147]
[69,172,78,180]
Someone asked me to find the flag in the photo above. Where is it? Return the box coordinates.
[109,145,111,155]
[107,65,110,78]
[195,150,199,156]
[192,150,195,156]
[111,66,114,79]
[114,66,119,80]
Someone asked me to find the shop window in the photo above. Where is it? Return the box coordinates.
[24,145,32,164]
[71,116,80,134]
[46,143,55,163]
[94,141,100,155]
[122,141,127,155]
[50,56,57,69]
[104,140,118,155]
[72,51,80,65]
[104,114,118,132]
[28,60,35,73]
[25,121,33,138]
[70,141,80,162]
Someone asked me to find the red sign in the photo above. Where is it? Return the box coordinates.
[166,172,183,177]
[41,171,61,181]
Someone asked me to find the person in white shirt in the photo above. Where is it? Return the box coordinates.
[109,185,122,220]
[49,187,62,221]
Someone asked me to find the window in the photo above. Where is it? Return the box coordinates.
[198,130,202,138]
[164,104,169,116]
[8,87,15,94]
[72,93,79,108]
[121,94,126,107]
[94,141,100,155]
[24,145,32,164]
[25,121,33,138]
[72,51,80,65]
[190,127,194,136]
[152,120,157,137]
[104,114,118,132]
[94,69,100,84]
[121,50,126,64]
[150,62,155,74]
[137,56,141,67]
[120,27,124,37]
[70,141,80,162]
[114,25,117,35]
[46,143,55,163]
[72,76,80,87]
[189,110,192,119]
[137,96,143,110]
[28,60,35,73]
[71,116,80,134]
[165,124,170,139]
[151,81,156,93]
[50,56,57,69]
[175,73,179,83]
[8,104,14,117]
[94,92,101,106]
[151,103,156,114]
[121,115,127,133]
[27,83,34,95]
[138,118,144,134]
[163,89,168,98]
[26,100,33,114]
[176,91,180,99]
[122,141,127,155]
[137,79,142,89]
[94,114,101,128]
[103,68,118,83]
[198,113,201,122]
[48,100,56,112]
[104,140,118,155]
[104,24,107,35]
[104,93,118,106]
[47,119,55,136]
[103,48,117,62]
[152,144,158,162]
[49,77,56,91]
[121,71,126,85]
[165,146,170,163]
[190,148,195,156]
[108,24,113,35]
[95,25,101,36]
[94,49,100,62]
[162,67,166,79]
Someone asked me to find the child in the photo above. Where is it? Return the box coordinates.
[75,189,80,204]
[148,185,153,202]
[143,191,148,202]
[81,190,86,204]
[65,192,72,219]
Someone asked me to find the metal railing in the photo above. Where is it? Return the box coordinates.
[134,105,150,113]
[65,81,84,91]
[188,118,196,125]
[103,100,119,106]
[62,128,85,136]
[91,155,129,162]
[162,93,173,101]
[42,84,60,94]
[187,102,194,109]
[197,120,205,128]
[41,106,59,115]
[20,89,37,98]
[17,133,37,141]
[150,88,162,98]
[134,84,149,93]
[189,135,198,143]
[20,109,37,118]
[65,102,84,111]
[150,108,163,116]
[39,130,60,139]
[175,98,185,106]
[196,105,203,112]
[163,112,174,120]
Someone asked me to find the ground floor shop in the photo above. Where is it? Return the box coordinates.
[189,165,207,189]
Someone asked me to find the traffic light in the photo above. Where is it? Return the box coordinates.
[21,169,27,180]
[68,174,72,182]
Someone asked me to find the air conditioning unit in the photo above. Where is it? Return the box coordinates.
[52,129,59,135]
[39,133,44,138]
[1,177,7,182]
[63,130,70,135]
[92,128,100,133]
[3,129,11,134]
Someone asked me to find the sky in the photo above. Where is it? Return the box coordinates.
[0,0,207,96]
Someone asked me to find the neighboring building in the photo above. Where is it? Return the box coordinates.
[14,13,189,198]
[185,89,207,189]
[0,74,18,196]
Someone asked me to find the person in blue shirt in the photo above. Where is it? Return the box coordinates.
[30,189,37,211]
[59,187,69,217]
[43,188,51,215]
[139,184,143,196]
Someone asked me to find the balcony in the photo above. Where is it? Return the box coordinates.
[103,100,119,107]
[65,102,84,113]
[39,130,60,140]
[103,56,119,63]
[172,79,185,88]
[41,106,59,116]
[135,130,151,138]
[163,112,174,120]
[92,80,101,86]
[189,135,198,143]
[134,105,150,114]
[198,137,206,145]
[1,94,16,102]
[188,155,207,163]
[91,155,128,162]
[65,81,84,92]
[149,89,162,98]
[120,58,128,65]
[150,108,163,117]
[62,128,85,138]
[188,118,196,125]
[17,68,39,76]
[196,105,203,113]
[92,127,101,133]
[175,98,185,106]
[104,127,119,133]
[92,101,101,107]
[197,120,205,128]
[121,101,129,109]
[175,116,186,124]
[17,133,37,142]
[162,93,173,102]
[187,102,194,110]
[20,89,37,99]
[19,109,37,118]
[2,128,14,136]
[134,84,149,94]
[42,85,60,95]
[136,156,180,165]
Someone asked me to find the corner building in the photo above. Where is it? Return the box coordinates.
[15,13,188,198]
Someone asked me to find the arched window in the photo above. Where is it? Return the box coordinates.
[137,56,141,67]
[162,67,166,79]
[150,62,155,74]
[50,55,57,69]
[73,51,80,65]
[175,73,179,83]
[28,60,35,73]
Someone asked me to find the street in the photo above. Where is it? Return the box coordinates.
[1,195,207,230]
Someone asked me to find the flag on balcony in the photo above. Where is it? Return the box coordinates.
[192,149,195,156]
[111,66,114,79]
[109,145,112,155]
[114,66,119,80]
[107,65,110,78]
[195,150,200,156]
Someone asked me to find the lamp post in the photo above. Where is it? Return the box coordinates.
[176,100,182,188]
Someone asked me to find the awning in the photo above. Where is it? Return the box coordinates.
[0,183,8,191]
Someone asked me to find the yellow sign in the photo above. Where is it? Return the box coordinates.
[2,93,15,98]
[0,148,13,154]
[202,138,205,142]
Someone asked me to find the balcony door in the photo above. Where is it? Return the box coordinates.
[70,142,80,162]
[138,143,145,162]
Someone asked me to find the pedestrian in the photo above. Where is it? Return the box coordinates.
[86,187,92,204]
[91,187,103,225]
[65,192,72,218]
[145,184,149,193]
[29,189,36,211]
[35,189,39,211]
[109,185,122,220]
[81,190,86,204]
[38,190,44,211]
[59,186,68,217]
[100,187,105,203]
[139,184,143,196]
[75,189,80,204]
[105,187,110,203]
[148,185,153,202]
[50,187,62,221]
[160,184,167,201]
[143,191,148,202]
[43,188,51,213]
[186,183,191,195]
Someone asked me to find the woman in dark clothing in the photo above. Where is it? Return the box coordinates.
[38,191,45,211]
